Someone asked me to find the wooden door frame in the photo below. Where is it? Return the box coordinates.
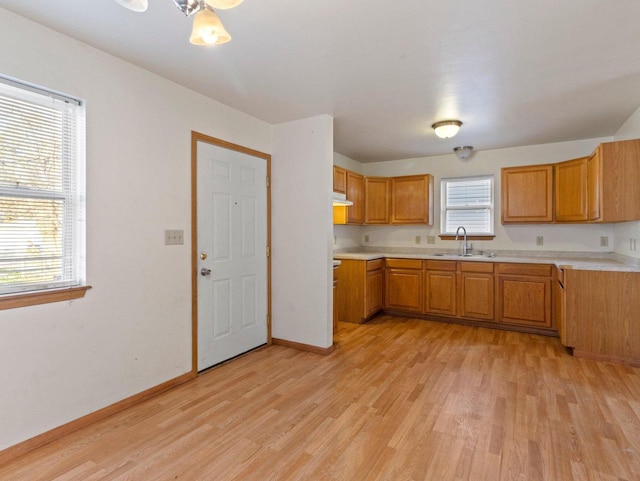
[191,131,272,375]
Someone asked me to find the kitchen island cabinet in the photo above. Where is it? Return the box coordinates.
[337,259,383,323]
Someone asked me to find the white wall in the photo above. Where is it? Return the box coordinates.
[613,107,640,258]
[0,8,272,451]
[334,138,617,254]
[272,116,334,349]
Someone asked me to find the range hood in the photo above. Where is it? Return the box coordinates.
[332,192,353,206]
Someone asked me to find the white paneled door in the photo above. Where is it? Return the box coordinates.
[197,140,268,371]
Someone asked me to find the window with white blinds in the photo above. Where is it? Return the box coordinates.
[0,77,85,295]
[441,175,494,235]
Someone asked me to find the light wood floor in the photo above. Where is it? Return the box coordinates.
[3,316,640,481]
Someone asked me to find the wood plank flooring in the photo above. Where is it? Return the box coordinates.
[3,315,640,480]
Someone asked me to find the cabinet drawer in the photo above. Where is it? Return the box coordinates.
[385,258,422,270]
[425,260,457,271]
[497,263,552,277]
[366,259,384,271]
[459,261,494,273]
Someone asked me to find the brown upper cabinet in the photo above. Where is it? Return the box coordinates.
[390,174,433,224]
[346,171,365,224]
[364,177,390,224]
[501,164,554,223]
[333,167,433,225]
[501,139,640,225]
[333,165,347,194]
[588,139,640,222]
[554,157,588,222]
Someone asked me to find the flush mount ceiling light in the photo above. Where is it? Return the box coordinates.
[432,120,462,139]
[115,0,148,12]
[453,146,474,160]
[115,0,242,45]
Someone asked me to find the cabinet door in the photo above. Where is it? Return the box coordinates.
[587,149,602,222]
[385,269,423,312]
[424,270,457,316]
[365,177,390,224]
[555,277,566,345]
[346,171,364,224]
[460,272,494,320]
[365,269,384,317]
[555,157,588,222]
[333,166,347,194]
[501,165,554,223]
[497,275,552,328]
[333,267,339,333]
[390,175,433,224]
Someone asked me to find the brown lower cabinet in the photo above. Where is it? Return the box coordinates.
[496,263,553,329]
[459,262,495,320]
[563,268,640,366]
[424,260,457,316]
[337,259,383,323]
[337,257,556,334]
[385,258,423,312]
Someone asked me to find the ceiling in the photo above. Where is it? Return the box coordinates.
[1,0,639,162]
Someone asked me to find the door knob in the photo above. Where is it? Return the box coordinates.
[200,268,212,277]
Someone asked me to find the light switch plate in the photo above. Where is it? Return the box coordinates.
[427,236,436,244]
[165,229,184,245]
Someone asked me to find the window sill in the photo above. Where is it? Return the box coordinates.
[0,286,92,310]
[439,235,496,241]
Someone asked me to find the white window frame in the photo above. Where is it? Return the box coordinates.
[0,75,86,302]
[440,175,494,236]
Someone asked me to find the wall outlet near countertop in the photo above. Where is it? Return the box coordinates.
[536,236,544,246]
[364,234,370,243]
[427,236,436,244]
[600,236,609,247]
[415,236,421,244]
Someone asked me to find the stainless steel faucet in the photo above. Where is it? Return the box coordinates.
[455,226,468,256]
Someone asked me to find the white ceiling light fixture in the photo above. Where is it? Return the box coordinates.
[432,120,462,139]
[190,4,231,45]
[115,0,148,12]
[114,0,242,45]
[453,146,473,160]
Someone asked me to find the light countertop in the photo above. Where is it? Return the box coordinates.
[333,250,640,272]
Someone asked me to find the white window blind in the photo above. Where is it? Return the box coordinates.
[0,77,85,295]
[441,175,494,235]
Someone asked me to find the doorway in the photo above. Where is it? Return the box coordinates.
[191,132,271,373]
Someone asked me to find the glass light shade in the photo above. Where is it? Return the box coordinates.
[205,0,243,9]
[114,0,148,12]
[453,146,473,159]
[190,7,231,45]
[432,120,462,139]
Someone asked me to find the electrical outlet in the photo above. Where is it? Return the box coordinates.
[333,235,337,245]
[536,236,544,246]
[364,234,370,243]
[632,238,638,251]
[164,229,184,245]
[600,236,609,247]
[427,236,436,244]
[415,236,421,245]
